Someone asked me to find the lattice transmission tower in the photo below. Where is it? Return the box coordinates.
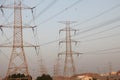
[32,25,47,76]
[53,57,61,76]
[0,0,38,80]
[38,53,47,75]
[58,21,82,77]
[6,0,30,77]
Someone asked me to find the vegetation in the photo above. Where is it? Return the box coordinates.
[7,73,32,80]
[36,74,52,80]
[92,78,97,80]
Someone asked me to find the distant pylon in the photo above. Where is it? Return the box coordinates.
[32,24,47,75]
[38,53,47,75]
[59,21,81,77]
[54,57,61,76]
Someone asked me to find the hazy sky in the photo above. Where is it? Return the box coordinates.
[0,0,120,78]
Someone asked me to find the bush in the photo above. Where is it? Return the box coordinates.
[7,73,32,80]
[36,74,52,80]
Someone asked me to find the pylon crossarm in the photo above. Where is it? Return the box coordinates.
[0,25,37,28]
[0,44,39,48]
[0,41,12,47]
[24,42,40,47]
[58,52,66,57]
[59,41,66,45]
[59,28,66,33]
[71,39,80,43]
[69,28,78,32]
[58,52,83,57]
[0,5,33,9]
[72,51,84,56]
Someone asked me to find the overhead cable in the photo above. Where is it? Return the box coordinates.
[83,47,120,55]
[33,0,45,8]
[81,33,120,42]
[0,49,9,59]
[29,0,58,24]
[38,0,82,25]
[39,17,120,46]
[84,51,120,55]
[75,3,120,26]
[75,17,120,36]
[77,25,120,39]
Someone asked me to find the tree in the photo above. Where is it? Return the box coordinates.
[93,78,97,80]
[36,74,52,80]
[7,73,32,80]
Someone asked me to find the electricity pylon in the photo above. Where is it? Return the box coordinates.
[54,57,61,76]
[0,0,38,80]
[58,21,82,77]
[6,0,30,78]
[32,24,47,75]
[38,54,47,75]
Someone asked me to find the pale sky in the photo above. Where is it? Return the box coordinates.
[0,0,120,78]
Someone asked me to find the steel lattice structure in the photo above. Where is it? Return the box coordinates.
[6,0,29,77]
[59,21,81,77]
[0,0,38,80]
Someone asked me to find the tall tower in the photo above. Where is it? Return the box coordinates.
[59,21,80,77]
[0,0,38,79]
[6,0,30,78]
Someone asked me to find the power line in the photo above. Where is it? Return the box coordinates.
[0,0,7,5]
[40,39,59,46]
[76,25,120,39]
[37,0,82,25]
[0,11,13,41]
[39,17,120,46]
[40,31,120,46]
[30,0,82,46]
[74,3,120,26]
[81,33,120,42]
[37,0,57,16]
[75,17,120,36]
[84,51,120,55]
[71,46,120,55]
[85,47,120,53]
[3,12,13,24]
[1,1,120,50]
[0,49,9,60]
[33,0,45,8]
[29,0,58,24]
[38,3,120,46]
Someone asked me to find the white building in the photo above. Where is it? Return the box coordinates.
[76,75,93,80]
[71,73,100,80]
